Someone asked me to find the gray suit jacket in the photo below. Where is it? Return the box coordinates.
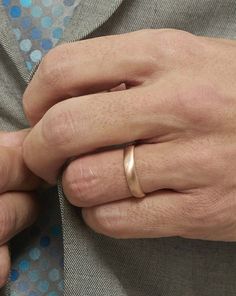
[1,1,236,295]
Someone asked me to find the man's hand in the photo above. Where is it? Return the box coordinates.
[23,29,236,241]
[0,130,39,287]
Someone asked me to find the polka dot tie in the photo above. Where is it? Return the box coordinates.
[1,0,80,295]
[8,192,64,296]
[3,0,78,70]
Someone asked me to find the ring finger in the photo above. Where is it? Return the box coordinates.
[62,141,205,207]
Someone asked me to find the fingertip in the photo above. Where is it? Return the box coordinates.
[82,207,104,235]
[81,208,96,231]
[22,122,57,185]
[0,245,10,288]
[81,205,124,238]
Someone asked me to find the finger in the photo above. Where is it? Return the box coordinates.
[0,129,30,147]
[0,129,41,192]
[0,244,10,288]
[0,192,38,245]
[0,146,40,193]
[82,191,189,239]
[23,30,160,125]
[62,142,201,207]
[23,86,181,184]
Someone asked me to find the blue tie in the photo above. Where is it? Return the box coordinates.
[1,0,79,294]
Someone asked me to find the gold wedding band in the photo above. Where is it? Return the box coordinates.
[123,144,146,198]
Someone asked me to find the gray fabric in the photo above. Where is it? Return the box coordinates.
[60,1,236,296]
[1,0,236,295]
[0,4,28,131]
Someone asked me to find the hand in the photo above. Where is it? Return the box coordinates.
[23,29,236,241]
[0,130,39,287]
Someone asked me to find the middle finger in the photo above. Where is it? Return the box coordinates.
[23,85,183,184]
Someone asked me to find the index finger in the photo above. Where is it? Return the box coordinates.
[23,30,159,125]
[23,84,179,184]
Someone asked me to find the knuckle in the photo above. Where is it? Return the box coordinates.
[139,28,194,48]
[132,29,197,73]
[180,192,223,239]
[41,104,77,148]
[63,158,100,207]
[137,28,159,39]
[135,29,161,56]
[138,28,184,42]
[183,195,210,220]
[157,29,195,47]
[38,44,70,91]
[126,30,161,72]
[172,84,223,129]
[145,29,197,62]
[0,198,16,243]
[157,28,194,39]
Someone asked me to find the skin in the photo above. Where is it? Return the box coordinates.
[0,130,40,288]
[21,29,236,241]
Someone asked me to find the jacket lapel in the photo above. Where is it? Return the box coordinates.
[60,0,124,43]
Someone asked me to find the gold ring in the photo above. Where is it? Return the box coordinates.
[123,144,146,198]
